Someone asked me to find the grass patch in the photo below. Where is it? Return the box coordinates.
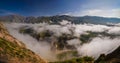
[0,37,44,63]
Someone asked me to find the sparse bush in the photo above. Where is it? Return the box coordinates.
[83,56,94,61]
[80,31,97,43]
[50,56,94,63]
[57,51,79,61]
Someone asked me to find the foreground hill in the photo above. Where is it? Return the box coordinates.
[105,46,120,63]
[95,46,120,63]
[0,22,46,63]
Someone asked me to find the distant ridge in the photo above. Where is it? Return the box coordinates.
[0,14,120,24]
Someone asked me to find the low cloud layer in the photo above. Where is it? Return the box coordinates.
[4,23,57,61]
[77,37,120,59]
[4,22,120,61]
[63,9,120,18]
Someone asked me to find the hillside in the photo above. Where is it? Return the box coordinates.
[105,46,120,63]
[95,46,120,63]
[0,22,46,63]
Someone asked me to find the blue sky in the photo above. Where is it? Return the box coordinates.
[0,0,120,17]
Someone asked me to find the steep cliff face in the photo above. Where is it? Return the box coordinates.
[0,22,47,63]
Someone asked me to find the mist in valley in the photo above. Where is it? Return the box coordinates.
[4,21,120,61]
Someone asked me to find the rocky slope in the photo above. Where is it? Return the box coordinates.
[0,22,47,63]
[95,46,120,63]
[105,46,120,63]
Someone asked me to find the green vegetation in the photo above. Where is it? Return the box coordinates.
[95,54,106,63]
[36,30,52,40]
[50,56,94,63]
[0,37,45,63]
[80,31,97,44]
[79,31,120,44]
[56,34,68,50]
[56,34,76,50]
[57,51,78,61]
[19,27,52,40]
[19,27,34,34]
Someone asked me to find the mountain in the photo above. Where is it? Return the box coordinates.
[0,14,25,23]
[0,15,120,24]
[80,16,120,24]
[0,22,46,63]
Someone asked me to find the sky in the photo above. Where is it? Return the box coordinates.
[0,0,120,17]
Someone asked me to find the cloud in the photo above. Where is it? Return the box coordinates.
[108,26,120,35]
[77,37,120,59]
[67,39,81,47]
[4,23,57,61]
[60,0,120,18]
[4,23,120,61]
[62,9,120,18]
[80,9,120,18]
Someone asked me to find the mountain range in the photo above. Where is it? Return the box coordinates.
[0,15,120,24]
